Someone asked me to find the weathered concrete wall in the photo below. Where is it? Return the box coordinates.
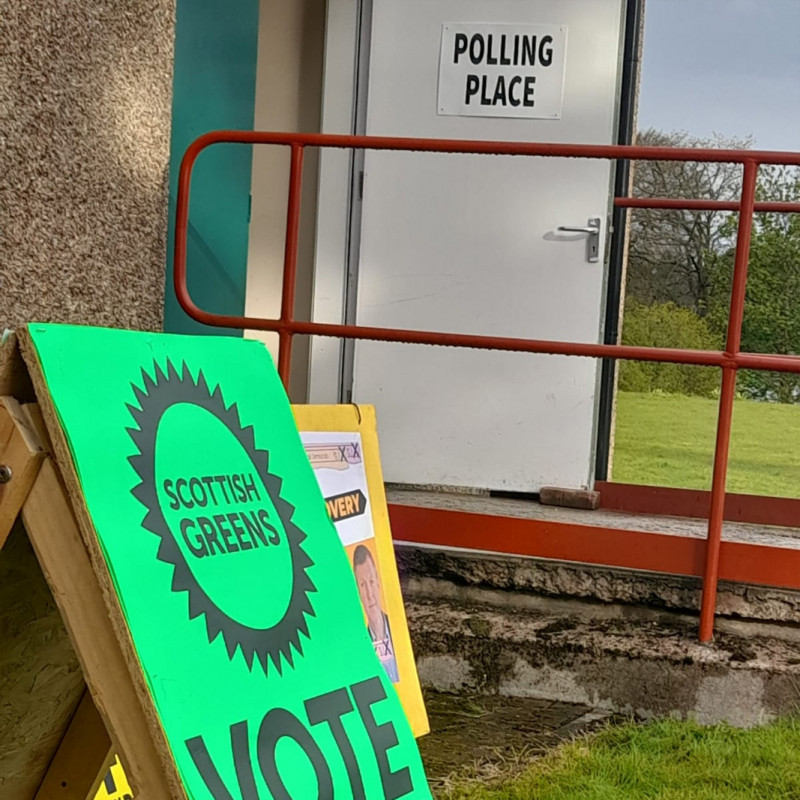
[407,592,800,727]
[0,1,175,331]
[245,0,325,402]
[398,546,800,724]
[398,545,800,624]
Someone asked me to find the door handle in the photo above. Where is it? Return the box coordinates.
[557,216,601,263]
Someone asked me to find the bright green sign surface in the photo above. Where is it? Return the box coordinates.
[29,324,431,800]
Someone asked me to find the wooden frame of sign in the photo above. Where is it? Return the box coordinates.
[0,333,179,800]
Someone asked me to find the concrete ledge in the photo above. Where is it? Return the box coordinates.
[397,545,800,624]
[406,593,800,726]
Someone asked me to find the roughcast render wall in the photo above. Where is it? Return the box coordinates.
[0,1,175,331]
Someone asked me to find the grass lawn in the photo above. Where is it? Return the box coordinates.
[441,718,800,799]
[612,391,800,498]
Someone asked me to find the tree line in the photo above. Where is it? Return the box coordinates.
[621,128,800,402]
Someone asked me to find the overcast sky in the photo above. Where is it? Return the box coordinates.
[637,0,800,152]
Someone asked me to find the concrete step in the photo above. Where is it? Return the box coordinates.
[404,592,800,726]
[387,486,800,549]
[397,544,800,624]
[390,488,800,624]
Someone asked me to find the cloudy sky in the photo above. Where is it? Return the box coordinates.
[637,0,800,152]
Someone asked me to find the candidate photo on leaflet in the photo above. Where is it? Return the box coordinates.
[352,544,400,683]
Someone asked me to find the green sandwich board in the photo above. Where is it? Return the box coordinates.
[27,323,431,800]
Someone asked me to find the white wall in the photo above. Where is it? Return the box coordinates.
[245,0,326,401]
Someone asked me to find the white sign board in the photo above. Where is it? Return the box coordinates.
[299,431,375,547]
[437,23,567,119]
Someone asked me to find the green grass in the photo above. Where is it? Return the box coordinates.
[441,718,800,799]
[612,391,800,498]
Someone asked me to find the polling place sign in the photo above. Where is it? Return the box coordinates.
[437,23,567,118]
[28,324,430,800]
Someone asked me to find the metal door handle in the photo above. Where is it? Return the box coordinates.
[557,216,601,263]
[558,225,599,234]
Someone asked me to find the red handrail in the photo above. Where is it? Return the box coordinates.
[174,130,800,643]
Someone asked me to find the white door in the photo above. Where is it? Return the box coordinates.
[323,0,625,492]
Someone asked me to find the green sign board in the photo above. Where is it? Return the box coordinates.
[28,324,430,800]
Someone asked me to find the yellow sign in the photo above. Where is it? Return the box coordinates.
[95,756,132,800]
[293,404,429,737]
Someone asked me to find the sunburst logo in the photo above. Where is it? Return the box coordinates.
[125,360,316,676]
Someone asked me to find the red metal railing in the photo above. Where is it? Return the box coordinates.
[174,130,800,643]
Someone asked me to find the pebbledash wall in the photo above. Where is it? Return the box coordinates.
[0,0,262,337]
[0,4,175,792]
[0,1,175,332]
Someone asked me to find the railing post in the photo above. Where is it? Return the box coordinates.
[277,143,305,390]
[698,159,759,643]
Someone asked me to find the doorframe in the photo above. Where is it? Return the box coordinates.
[594,0,646,481]
[307,0,363,404]
[339,0,373,403]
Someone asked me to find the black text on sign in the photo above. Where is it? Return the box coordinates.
[437,23,567,119]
